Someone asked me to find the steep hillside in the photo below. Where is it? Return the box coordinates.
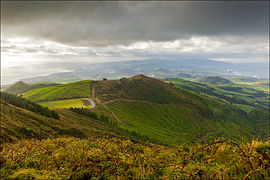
[23,80,92,101]
[3,81,59,95]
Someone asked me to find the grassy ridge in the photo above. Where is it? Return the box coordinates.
[165,78,269,109]
[95,75,200,104]
[23,80,92,101]
[1,137,269,179]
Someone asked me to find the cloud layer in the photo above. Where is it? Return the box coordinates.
[2,1,269,46]
[1,1,269,84]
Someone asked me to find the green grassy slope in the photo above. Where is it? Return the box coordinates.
[0,93,152,144]
[23,80,92,101]
[93,75,268,145]
[106,100,254,145]
[95,75,205,105]
[199,76,234,85]
[3,81,59,95]
[164,78,269,109]
[3,81,31,95]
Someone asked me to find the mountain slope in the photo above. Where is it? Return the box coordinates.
[92,75,268,145]
[22,80,92,101]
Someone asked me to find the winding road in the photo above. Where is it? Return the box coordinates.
[80,83,96,108]
[88,99,96,108]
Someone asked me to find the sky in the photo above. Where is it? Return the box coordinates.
[1,1,269,85]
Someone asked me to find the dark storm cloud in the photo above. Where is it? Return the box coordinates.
[2,1,269,47]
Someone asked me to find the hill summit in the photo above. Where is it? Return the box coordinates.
[3,81,31,95]
[94,74,200,105]
[199,76,233,85]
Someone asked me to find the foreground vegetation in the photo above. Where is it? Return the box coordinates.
[1,137,269,179]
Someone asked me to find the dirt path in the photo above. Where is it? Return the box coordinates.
[91,83,96,99]
[100,103,123,123]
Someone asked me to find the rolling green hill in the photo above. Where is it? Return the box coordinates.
[3,81,60,95]
[22,80,92,101]
[165,78,269,109]
[92,75,269,145]
[94,75,203,104]
[7,75,268,145]
[199,76,234,85]
[3,81,30,94]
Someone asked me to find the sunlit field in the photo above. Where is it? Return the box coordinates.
[39,99,91,108]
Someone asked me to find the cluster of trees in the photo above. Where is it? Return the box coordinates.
[68,107,116,126]
[0,92,59,119]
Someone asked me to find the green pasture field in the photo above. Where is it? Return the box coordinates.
[39,99,91,108]
[23,80,92,101]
